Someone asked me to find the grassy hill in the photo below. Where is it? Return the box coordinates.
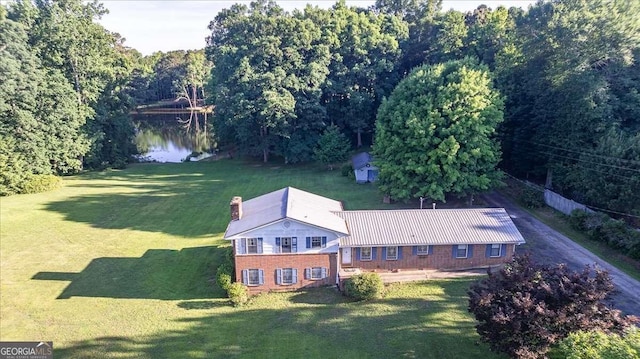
[0,160,503,358]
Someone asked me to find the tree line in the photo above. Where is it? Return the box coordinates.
[1,0,639,222]
[206,0,640,219]
[0,0,212,195]
[1,0,137,195]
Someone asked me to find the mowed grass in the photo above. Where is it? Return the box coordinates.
[0,159,503,358]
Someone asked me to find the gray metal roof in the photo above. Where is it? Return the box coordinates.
[333,208,526,247]
[224,187,348,238]
[352,152,373,170]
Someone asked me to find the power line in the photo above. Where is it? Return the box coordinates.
[562,162,638,180]
[516,139,640,167]
[505,172,640,219]
[583,205,640,219]
[529,140,640,165]
[539,151,640,174]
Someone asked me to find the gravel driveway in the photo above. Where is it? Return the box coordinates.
[482,191,640,317]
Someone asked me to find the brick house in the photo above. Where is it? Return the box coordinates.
[223,187,525,293]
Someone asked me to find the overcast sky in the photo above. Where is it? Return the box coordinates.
[97,0,537,55]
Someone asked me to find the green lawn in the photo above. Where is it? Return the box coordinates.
[0,160,502,358]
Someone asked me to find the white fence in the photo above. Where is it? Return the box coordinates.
[544,189,593,216]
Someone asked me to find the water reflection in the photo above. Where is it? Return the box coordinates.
[133,114,216,163]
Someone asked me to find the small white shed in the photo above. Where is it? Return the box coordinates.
[352,152,378,184]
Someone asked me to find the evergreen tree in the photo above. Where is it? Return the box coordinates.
[313,125,351,170]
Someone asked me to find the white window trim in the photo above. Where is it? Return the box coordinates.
[490,244,501,258]
[281,237,292,253]
[386,246,398,260]
[247,269,261,286]
[281,268,294,285]
[456,244,468,259]
[417,245,430,255]
[311,237,322,248]
[311,267,323,280]
[360,247,372,261]
[247,238,261,254]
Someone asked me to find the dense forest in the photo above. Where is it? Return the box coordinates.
[1,0,639,220]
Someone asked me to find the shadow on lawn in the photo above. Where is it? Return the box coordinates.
[55,283,502,359]
[32,246,226,300]
[44,164,237,237]
[43,160,355,237]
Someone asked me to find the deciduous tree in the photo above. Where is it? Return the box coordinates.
[208,1,332,163]
[373,58,503,201]
[8,0,139,170]
[0,11,87,193]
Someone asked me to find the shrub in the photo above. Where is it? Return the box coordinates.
[468,255,636,359]
[227,282,249,306]
[223,246,234,266]
[21,174,62,194]
[550,328,640,359]
[519,187,545,209]
[340,163,354,178]
[628,241,640,260]
[600,219,632,250]
[216,263,233,291]
[583,212,609,240]
[215,246,237,296]
[569,210,640,258]
[569,209,591,231]
[344,272,383,300]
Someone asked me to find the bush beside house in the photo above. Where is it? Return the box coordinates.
[227,282,249,306]
[344,272,383,300]
[215,247,249,305]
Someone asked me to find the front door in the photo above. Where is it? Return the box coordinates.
[341,247,352,265]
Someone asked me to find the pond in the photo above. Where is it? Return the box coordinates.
[133,114,216,163]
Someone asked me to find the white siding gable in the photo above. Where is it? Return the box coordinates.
[232,218,340,254]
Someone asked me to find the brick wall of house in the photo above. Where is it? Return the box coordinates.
[353,244,516,271]
[234,253,337,294]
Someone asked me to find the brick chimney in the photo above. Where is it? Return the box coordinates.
[230,196,242,221]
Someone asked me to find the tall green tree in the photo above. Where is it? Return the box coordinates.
[497,0,640,218]
[0,10,87,194]
[8,0,138,170]
[311,1,408,147]
[373,58,503,201]
[208,0,331,163]
[150,50,187,101]
[433,10,467,61]
[12,0,116,107]
[377,0,442,74]
[176,50,210,108]
[464,5,516,68]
